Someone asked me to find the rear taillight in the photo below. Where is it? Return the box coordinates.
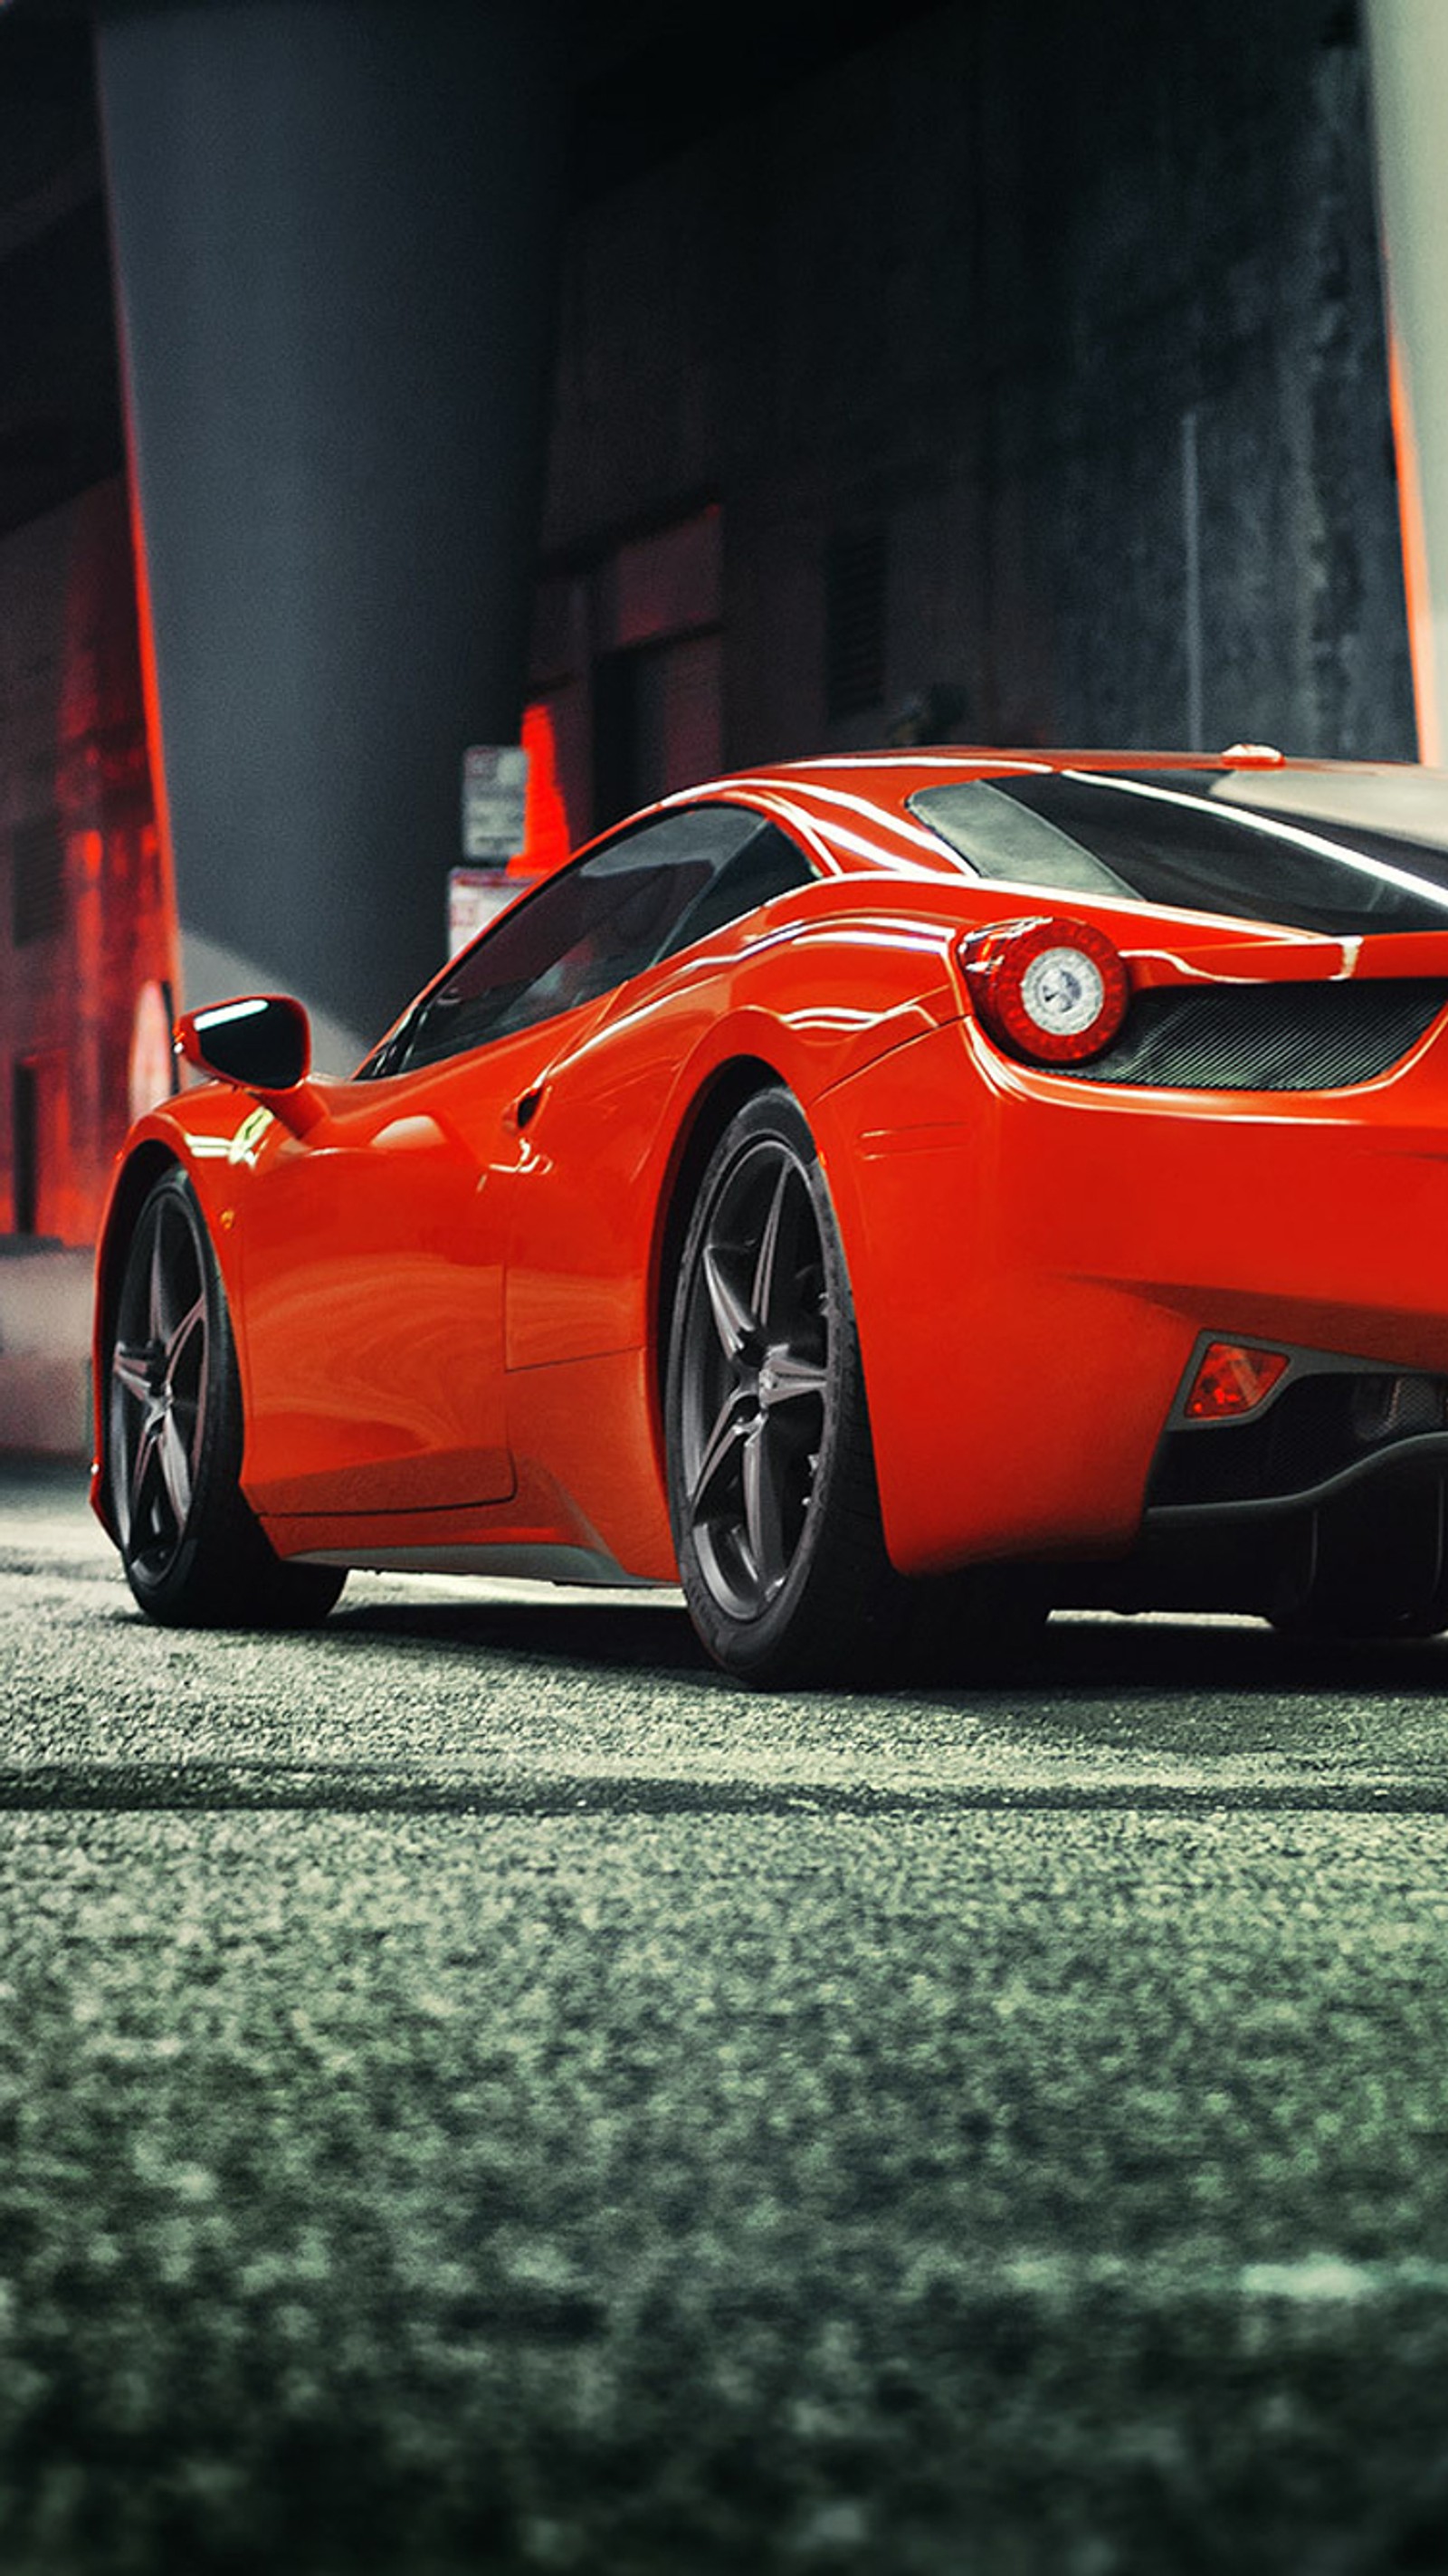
[957,916,1129,1064]
[1185,1341,1290,1418]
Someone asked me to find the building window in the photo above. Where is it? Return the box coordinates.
[11,1054,71,1239]
[592,630,724,832]
[533,508,724,840]
[12,818,66,945]
[825,521,888,719]
[12,1062,38,1234]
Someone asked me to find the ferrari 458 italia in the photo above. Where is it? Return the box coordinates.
[91,746,1448,1681]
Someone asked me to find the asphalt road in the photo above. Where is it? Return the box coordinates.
[5,1461,1448,2575]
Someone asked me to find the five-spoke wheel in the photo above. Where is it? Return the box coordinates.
[109,1175,214,1590]
[107,1169,344,1627]
[666,1088,900,1684]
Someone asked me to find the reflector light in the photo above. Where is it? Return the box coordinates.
[1186,1341,1290,1420]
[958,916,1129,1063]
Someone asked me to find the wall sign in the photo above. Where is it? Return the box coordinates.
[462,745,529,862]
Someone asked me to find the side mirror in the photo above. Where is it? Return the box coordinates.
[175,994,312,1093]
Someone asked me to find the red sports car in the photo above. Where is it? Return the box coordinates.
[91,747,1448,1682]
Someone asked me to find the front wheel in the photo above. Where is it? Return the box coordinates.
[106,1168,345,1628]
[665,1088,903,1685]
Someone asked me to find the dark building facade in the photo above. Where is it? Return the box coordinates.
[529,0,1415,839]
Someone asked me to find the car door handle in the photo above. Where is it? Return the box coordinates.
[514,1085,545,1131]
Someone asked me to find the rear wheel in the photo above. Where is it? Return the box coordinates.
[1267,1490,1448,1642]
[1269,1598,1448,1643]
[665,1088,903,1685]
[107,1168,345,1627]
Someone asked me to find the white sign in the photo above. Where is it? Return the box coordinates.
[447,867,538,957]
[462,744,529,861]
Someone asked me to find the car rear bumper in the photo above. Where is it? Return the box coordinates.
[816,1018,1448,1581]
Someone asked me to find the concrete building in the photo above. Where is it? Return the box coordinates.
[529,0,1414,836]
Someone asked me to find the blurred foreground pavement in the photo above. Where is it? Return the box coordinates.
[4,1458,1448,2573]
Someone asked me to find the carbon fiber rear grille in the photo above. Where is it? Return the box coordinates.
[1060,978,1448,1090]
[1149,1370,1448,1511]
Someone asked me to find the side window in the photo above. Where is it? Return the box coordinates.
[653,818,814,963]
[370,806,814,1077]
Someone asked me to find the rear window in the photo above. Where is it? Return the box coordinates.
[909,770,1448,939]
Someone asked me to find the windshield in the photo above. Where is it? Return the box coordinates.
[908,770,1448,938]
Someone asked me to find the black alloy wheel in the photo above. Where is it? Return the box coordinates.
[665,1087,902,1684]
[109,1173,212,1590]
[108,1168,344,1627]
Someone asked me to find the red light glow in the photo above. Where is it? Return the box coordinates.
[518,700,572,876]
[1186,1341,1290,1420]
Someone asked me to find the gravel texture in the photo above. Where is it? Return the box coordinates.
[4,1463,1448,2574]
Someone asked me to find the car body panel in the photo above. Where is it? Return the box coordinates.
[815,1014,1448,1573]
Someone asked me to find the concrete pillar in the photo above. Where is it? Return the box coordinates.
[1365,0,1448,766]
[94,0,570,1067]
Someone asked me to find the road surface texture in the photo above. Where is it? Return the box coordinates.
[5,1459,1448,2575]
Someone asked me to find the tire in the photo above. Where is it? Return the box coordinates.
[1267,1491,1448,1643]
[1269,1602,1447,1643]
[664,1087,903,1685]
[105,1168,346,1629]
